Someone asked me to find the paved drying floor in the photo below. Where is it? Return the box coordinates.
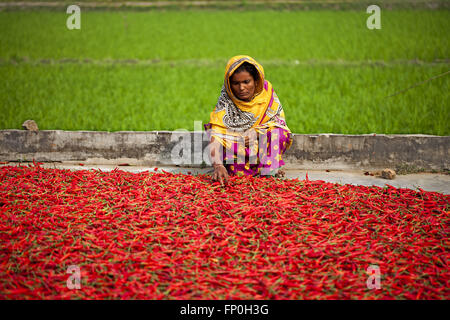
[1,162,448,195]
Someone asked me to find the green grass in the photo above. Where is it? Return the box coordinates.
[0,9,449,134]
[1,63,448,134]
[1,10,448,61]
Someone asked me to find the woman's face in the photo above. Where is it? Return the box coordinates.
[230,71,256,102]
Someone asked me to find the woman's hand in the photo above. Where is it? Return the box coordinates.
[213,164,229,186]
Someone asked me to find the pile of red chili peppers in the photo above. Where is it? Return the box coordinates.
[0,163,448,299]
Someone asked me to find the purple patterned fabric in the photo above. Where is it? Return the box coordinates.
[221,127,293,177]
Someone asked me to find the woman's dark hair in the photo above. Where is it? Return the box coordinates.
[232,62,259,83]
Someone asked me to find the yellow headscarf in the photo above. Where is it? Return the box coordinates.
[205,55,291,151]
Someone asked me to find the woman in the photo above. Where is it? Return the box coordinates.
[204,55,293,185]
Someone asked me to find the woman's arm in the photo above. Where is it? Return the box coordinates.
[210,137,229,186]
[209,137,223,166]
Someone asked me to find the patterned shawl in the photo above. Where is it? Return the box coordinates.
[205,55,291,149]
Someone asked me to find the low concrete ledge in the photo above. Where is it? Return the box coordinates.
[0,130,448,171]
[285,133,449,170]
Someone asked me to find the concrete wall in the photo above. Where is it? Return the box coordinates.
[0,130,448,170]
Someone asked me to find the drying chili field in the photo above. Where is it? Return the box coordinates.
[0,164,448,299]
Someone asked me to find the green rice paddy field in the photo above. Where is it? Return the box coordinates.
[0,9,449,134]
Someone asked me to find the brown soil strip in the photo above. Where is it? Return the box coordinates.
[1,57,449,67]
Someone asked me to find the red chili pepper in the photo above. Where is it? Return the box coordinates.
[0,164,448,299]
